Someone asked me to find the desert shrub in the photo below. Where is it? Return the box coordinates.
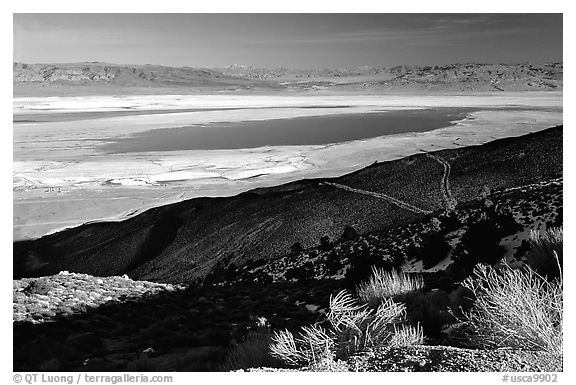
[405,290,455,337]
[511,239,532,262]
[357,267,424,306]
[344,250,403,288]
[204,260,229,284]
[524,227,563,280]
[548,207,562,228]
[461,264,562,356]
[454,219,505,267]
[290,242,303,255]
[438,212,462,233]
[319,236,332,252]
[251,271,273,284]
[324,251,344,276]
[494,210,523,237]
[407,232,451,269]
[285,262,315,282]
[443,261,469,282]
[222,263,240,282]
[205,261,241,284]
[344,251,378,288]
[448,285,475,312]
[269,325,333,366]
[328,291,406,356]
[25,278,52,295]
[340,225,359,242]
[270,290,412,366]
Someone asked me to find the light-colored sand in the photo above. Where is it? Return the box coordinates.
[13,92,562,240]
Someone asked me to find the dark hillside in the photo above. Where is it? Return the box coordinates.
[13,126,562,283]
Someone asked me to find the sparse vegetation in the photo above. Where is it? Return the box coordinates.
[285,261,315,282]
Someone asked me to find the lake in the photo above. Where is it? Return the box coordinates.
[102,108,476,152]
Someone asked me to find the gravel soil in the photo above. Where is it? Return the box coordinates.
[244,345,562,372]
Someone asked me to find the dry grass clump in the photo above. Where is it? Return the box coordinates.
[524,227,563,279]
[357,267,424,306]
[328,290,406,356]
[461,263,562,356]
[389,323,425,347]
[269,326,333,366]
[270,290,423,366]
[529,227,563,254]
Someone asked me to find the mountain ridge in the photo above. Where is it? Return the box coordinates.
[13,62,563,95]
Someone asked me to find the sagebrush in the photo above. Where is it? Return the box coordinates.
[270,290,423,366]
[461,263,562,356]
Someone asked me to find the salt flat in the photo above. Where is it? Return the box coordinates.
[13,92,562,240]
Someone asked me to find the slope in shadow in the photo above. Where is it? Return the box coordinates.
[13,279,341,371]
[127,217,183,272]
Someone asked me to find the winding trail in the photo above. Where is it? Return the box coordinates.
[425,152,458,211]
[322,151,461,215]
[493,177,563,197]
[321,181,432,215]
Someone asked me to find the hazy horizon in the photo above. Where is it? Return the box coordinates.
[14,14,562,69]
[12,59,564,71]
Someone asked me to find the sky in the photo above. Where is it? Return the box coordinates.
[13,14,563,69]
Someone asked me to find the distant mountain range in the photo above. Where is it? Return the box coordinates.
[13,62,563,95]
[13,62,259,87]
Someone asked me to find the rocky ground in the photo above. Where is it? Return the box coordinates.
[13,272,183,324]
[243,345,562,372]
[346,345,562,372]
